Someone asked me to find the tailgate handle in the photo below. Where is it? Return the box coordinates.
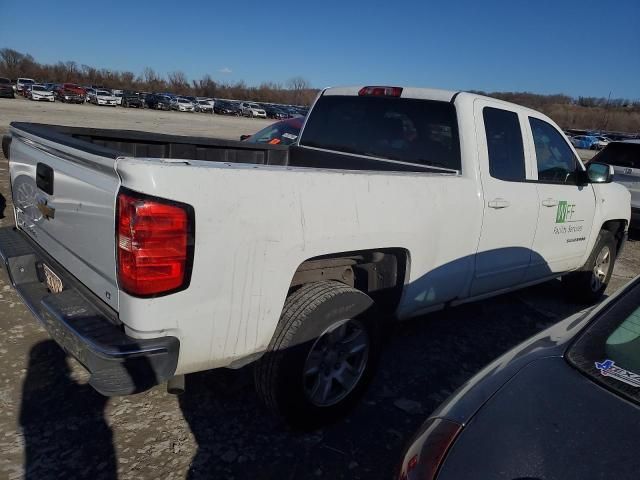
[36,163,54,195]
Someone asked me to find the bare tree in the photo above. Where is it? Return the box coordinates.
[167,71,189,94]
[0,48,24,78]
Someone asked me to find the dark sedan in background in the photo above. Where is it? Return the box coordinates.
[214,99,240,115]
[398,275,640,480]
[240,116,304,145]
[0,77,14,98]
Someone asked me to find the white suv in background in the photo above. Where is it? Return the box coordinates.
[240,102,267,118]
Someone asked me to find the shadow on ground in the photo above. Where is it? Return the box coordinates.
[19,340,116,480]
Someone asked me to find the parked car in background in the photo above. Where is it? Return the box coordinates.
[85,87,96,103]
[121,91,144,108]
[113,90,124,106]
[55,87,85,104]
[240,102,267,118]
[241,116,304,145]
[16,77,35,93]
[571,135,600,150]
[145,94,172,110]
[0,77,15,98]
[595,136,611,150]
[398,274,640,480]
[171,97,195,112]
[91,89,118,106]
[28,84,55,102]
[262,104,289,120]
[591,140,640,227]
[195,100,213,113]
[58,83,86,97]
[214,99,240,115]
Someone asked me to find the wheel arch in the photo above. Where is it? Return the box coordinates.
[601,219,628,256]
[288,247,410,315]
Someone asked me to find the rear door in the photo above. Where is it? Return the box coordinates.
[525,116,596,279]
[471,100,539,296]
[9,125,120,310]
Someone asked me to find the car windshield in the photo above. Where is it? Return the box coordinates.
[179,99,189,103]
[0,78,10,84]
[199,101,208,105]
[32,86,46,91]
[300,95,461,171]
[20,79,35,84]
[248,104,260,109]
[97,91,110,96]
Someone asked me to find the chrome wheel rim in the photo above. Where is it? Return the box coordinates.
[303,319,369,407]
[591,245,611,292]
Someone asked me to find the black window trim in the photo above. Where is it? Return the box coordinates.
[482,106,527,183]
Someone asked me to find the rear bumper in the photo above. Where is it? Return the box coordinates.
[0,226,179,396]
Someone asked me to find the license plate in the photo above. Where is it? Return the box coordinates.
[43,264,64,293]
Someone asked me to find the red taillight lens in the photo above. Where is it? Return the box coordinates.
[358,86,403,97]
[117,190,193,296]
[397,418,462,480]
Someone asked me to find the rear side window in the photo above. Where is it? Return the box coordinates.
[594,143,640,169]
[530,117,578,184]
[300,95,461,171]
[483,107,525,181]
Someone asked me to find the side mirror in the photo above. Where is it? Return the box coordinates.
[240,135,250,141]
[587,162,614,183]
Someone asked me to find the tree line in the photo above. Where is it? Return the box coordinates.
[0,48,317,106]
[1,47,639,132]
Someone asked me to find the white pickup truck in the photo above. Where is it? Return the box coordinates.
[0,86,631,427]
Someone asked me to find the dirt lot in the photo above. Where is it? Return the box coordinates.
[0,98,638,480]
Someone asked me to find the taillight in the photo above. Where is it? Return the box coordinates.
[358,86,403,97]
[397,418,462,480]
[117,189,194,297]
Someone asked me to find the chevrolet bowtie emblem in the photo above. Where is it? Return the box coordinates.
[36,199,55,220]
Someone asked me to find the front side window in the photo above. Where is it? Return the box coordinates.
[530,117,578,184]
[300,95,461,171]
[483,107,525,181]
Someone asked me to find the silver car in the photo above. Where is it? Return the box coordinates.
[592,140,640,226]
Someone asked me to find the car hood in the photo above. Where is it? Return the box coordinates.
[31,90,53,95]
[97,95,116,101]
[437,356,640,480]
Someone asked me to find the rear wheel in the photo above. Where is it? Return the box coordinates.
[563,230,616,303]
[254,281,382,429]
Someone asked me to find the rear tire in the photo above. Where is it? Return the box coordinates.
[254,281,382,429]
[563,230,616,304]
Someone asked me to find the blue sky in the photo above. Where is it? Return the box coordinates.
[1,0,639,99]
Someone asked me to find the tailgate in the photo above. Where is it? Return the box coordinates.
[8,124,121,310]
[613,165,640,208]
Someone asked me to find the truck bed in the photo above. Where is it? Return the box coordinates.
[10,122,440,173]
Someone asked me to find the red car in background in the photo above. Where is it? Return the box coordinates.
[59,83,86,96]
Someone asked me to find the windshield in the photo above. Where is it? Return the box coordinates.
[300,95,461,170]
[179,99,189,103]
[97,91,110,96]
[0,78,10,84]
[248,104,260,109]
[32,86,46,92]
[19,79,35,84]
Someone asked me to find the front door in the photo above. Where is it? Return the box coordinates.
[471,101,539,296]
[525,116,596,279]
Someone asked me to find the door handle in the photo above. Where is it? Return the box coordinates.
[542,198,558,207]
[488,198,510,209]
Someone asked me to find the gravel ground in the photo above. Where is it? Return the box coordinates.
[0,98,638,480]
